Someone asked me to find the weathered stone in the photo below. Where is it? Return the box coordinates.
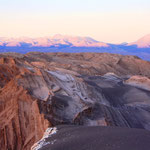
[0,52,150,150]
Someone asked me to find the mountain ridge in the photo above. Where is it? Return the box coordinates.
[128,34,150,48]
[1,34,150,48]
[0,35,108,48]
[1,34,150,61]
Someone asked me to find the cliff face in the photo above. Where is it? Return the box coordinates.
[0,58,49,150]
[0,53,150,150]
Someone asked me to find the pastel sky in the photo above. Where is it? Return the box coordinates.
[0,0,150,43]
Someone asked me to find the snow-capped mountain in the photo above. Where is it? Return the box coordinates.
[1,34,150,61]
[0,35,108,47]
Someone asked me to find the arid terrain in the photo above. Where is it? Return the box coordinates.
[0,52,150,150]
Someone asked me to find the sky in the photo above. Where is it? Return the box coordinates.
[0,0,150,43]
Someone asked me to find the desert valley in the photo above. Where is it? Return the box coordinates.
[0,52,150,150]
[1,0,150,149]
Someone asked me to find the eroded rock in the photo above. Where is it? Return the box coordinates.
[0,52,150,150]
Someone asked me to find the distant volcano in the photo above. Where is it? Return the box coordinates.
[128,34,150,48]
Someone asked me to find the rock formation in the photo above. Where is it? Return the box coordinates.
[0,52,150,150]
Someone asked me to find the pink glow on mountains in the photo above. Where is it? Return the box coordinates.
[128,34,150,48]
[0,35,108,47]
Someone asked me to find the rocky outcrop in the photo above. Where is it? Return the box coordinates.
[124,75,150,91]
[25,52,150,76]
[0,52,150,150]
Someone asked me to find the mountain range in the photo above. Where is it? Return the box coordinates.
[0,34,150,60]
[0,34,108,47]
